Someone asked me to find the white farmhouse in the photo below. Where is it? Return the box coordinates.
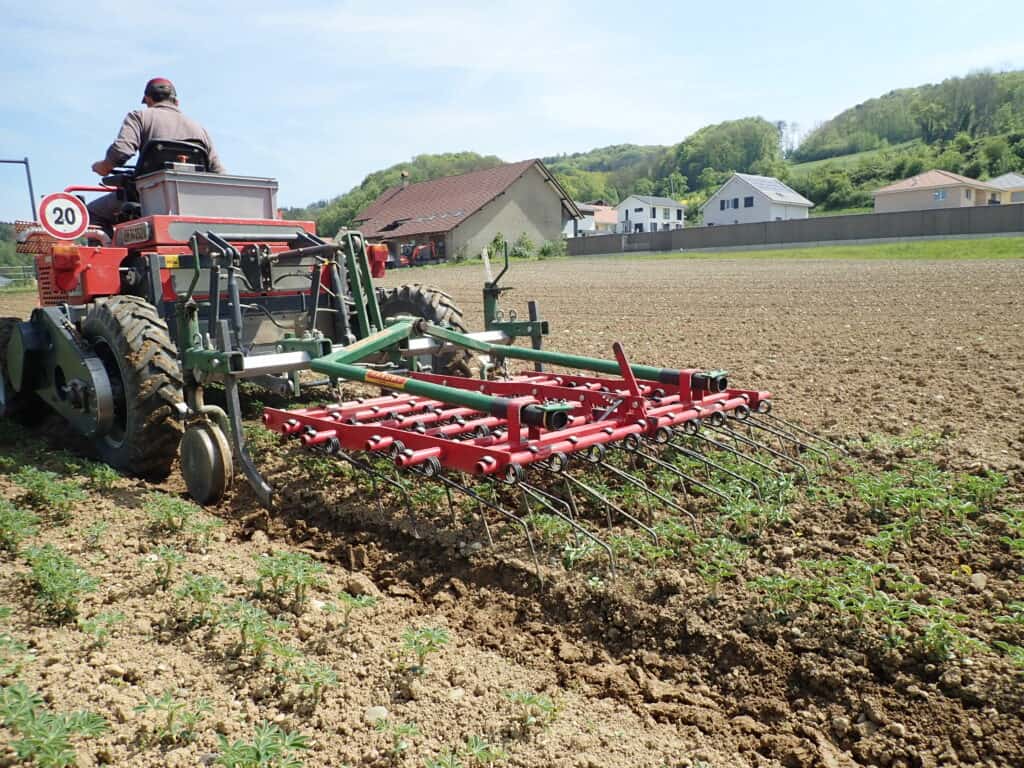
[616,195,685,233]
[701,173,812,226]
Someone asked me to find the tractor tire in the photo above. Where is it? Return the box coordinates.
[0,317,44,423]
[377,284,479,376]
[80,296,184,480]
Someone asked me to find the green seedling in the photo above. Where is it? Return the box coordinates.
[216,721,309,768]
[175,573,226,626]
[919,605,986,661]
[77,611,124,650]
[134,689,212,744]
[23,545,99,622]
[12,467,87,521]
[219,600,289,662]
[376,718,419,758]
[525,512,571,546]
[255,551,325,610]
[692,536,748,597]
[0,632,36,678]
[954,470,1007,511]
[294,659,337,706]
[995,602,1024,627]
[329,591,377,630]
[504,690,557,732]
[402,626,450,673]
[561,541,596,570]
[144,492,200,533]
[0,681,108,768]
[188,515,225,551]
[82,520,109,550]
[0,498,39,553]
[608,534,673,564]
[145,545,186,591]
[993,641,1024,669]
[424,750,464,768]
[83,462,120,491]
[462,734,508,765]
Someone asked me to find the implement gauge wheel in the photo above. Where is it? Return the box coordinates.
[378,284,480,376]
[81,296,184,479]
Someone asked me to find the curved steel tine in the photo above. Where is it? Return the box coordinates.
[664,439,762,499]
[706,424,810,480]
[520,482,617,578]
[635,445,733,503]
[435,473,543,585]
[750,412,846,456]
[559,470,659,543]
[738,414,829,462]
[686,430,788,479]
[597,459,698,528]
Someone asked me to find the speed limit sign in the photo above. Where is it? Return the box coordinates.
[38,193,90,240]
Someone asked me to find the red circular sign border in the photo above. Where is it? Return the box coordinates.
[38,192,90,240]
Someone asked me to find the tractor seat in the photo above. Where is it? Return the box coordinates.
[134,139,209,177]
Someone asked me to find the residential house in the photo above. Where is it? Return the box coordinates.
[701,173,813,226]
[564,203,618,237]
[354,159,580,261]
[616,195,685,233]
[873,170,1003,213]
[988,172,1024,203]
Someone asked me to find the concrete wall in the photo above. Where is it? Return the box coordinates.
[566,203,1024,256]
[450,165,567,259]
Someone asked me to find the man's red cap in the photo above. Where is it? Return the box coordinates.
[142,78,176,103]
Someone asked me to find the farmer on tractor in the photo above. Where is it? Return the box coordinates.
[88,77,225,233]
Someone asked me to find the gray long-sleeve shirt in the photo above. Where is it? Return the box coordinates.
[104,102,225,173]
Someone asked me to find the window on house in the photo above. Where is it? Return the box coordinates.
[965,188,972,200]
[624,209,629,220]
[650,207,656,218]
[634,207,643,213]
[662,208,670,219]
[663,223,670,231]
[634,223,643,233]
[744,196,754,208]
[732,198,739,209]
[676,209,683,220]
[933,189,947,201]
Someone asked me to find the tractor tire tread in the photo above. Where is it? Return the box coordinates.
[378,284,477,375]
[81,296,183,480]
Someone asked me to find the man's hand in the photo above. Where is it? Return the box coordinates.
[91,160,114,176]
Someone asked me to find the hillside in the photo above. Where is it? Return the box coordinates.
[292,70,1024,233]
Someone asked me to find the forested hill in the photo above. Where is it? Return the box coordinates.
[793,70,1024,162]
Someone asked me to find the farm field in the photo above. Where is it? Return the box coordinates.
[1,252,1023,768]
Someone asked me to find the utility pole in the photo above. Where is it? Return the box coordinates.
[0,157,37,219]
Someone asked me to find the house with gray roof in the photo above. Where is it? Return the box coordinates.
[701,173,813,226]
[988,172,1024,203]
[615,195,685,233]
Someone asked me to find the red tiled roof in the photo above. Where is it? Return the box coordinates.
[355,160,576,239]
[875,169,1001,195]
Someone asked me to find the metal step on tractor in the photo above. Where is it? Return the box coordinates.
[3,142,838,578]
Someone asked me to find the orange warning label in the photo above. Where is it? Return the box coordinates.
[365,370,408,390]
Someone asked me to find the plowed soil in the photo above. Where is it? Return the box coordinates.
[1,254,1023,768]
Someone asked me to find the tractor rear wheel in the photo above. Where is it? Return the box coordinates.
[80,296,184,479]
[377,284,478,376]
[0,317,43,423]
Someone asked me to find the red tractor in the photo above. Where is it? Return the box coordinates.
[1,140,474,504]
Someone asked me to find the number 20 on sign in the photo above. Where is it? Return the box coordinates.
[38,192,90,240]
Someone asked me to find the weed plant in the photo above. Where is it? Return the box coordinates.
[424,751,464,768]
[293,659,337,706]
[82,520,109,550]
[82,462,120,491]
[327,591,377,631]
[462,734,508,765]
[0,632,35,678]
[692,536,748,596]
[23,545,98,622]
[0,499,39,553]
[215,721,309,767]
[144,492,200,534]
[0,681,108,768]
[134,689,212,744]
[146,545,186,591]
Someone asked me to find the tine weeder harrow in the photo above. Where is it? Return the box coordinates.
[262,323,837,583]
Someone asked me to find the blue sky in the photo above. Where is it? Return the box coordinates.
[1,0,1022,221]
